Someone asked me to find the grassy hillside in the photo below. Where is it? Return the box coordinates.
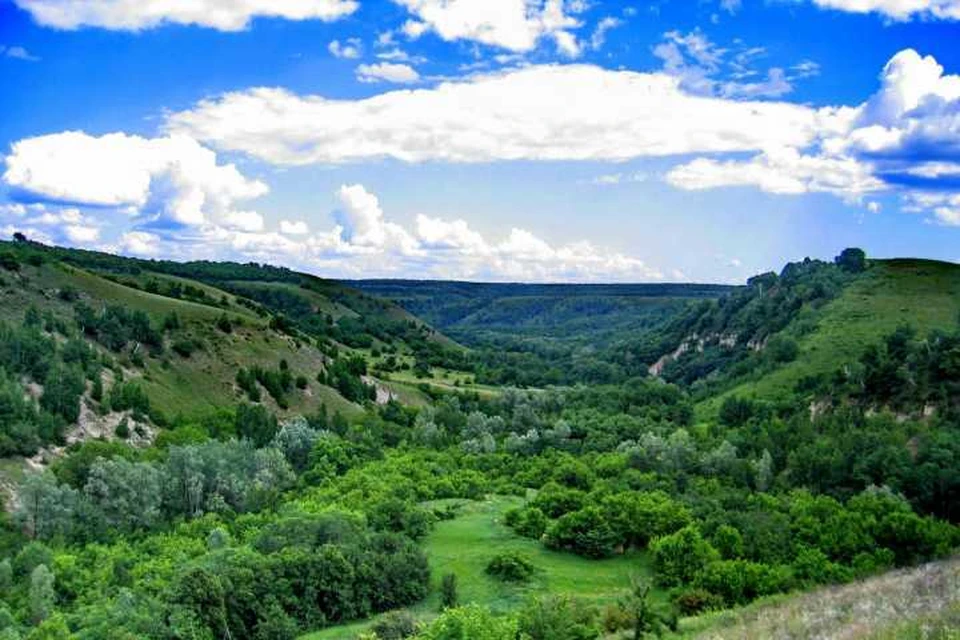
[700,258,960,416]
[0,240,483,441]
[675,556,959,639]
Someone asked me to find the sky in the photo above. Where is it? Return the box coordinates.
[1,0,959,283]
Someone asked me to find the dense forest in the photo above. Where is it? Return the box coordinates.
[0,239,957,639]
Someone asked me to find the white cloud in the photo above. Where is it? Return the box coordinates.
[416,214,488,253]
[376,49,427,64]
[666,147,885,197]
[720,0,742,14]
[391,0,582,55]
[14,0,358,31]
[3,131,268,229]
[118,231,162,256]
[356,62,421,84]
[334,184,419,254]
[589,16,623,51]
[0,203,101,247]
[652,30,813,99]
[664,48,960,223]
[809,0,960,21]
[328,38,362,59]
[65,224,100,243]
[167,65,824,165]
[2,45,40,61]
[589,171,648,186]
[280,219,310,235]
[903,192,960,225]
[827,50,960,164]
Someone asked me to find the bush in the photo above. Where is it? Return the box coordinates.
[651,526,720,588]
[372,610,419,639]
[440,573,458,610]
[544,507,618,559]
[417,605,518,640]
[171,338,198,358]
[485,552,535,582]
[694,560,794,606]
[517,596,600,640]
[504,506,548,539]
[671,588,723,615]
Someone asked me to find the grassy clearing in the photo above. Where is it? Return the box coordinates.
[385,368,502,399]
[674,556,960,640]
[700,259,960,417]
[302,495,653,639]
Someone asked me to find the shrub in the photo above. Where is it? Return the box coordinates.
[440,573,458,610]
[651,526,720,588]
[671,588,723,615]
[372,611,419,639]
[544,507,618,559]
[485,552,535,582]
[504,506,548,539]
[171,338,198,358]
[695,560,794,606]
[517,596,600,640]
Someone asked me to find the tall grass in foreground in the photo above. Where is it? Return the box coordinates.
[683,557,959,640]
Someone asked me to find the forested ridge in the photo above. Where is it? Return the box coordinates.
[0,239,957,639]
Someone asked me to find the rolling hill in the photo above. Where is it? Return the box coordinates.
[0,240,472,456]
[347,280,733,348]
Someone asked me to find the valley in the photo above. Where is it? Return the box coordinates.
[0,240,956,640]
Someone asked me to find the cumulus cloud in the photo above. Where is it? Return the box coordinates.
[333,184,419,254]
[828,50,960,167]
[356,62,421,84]
[0,203,101,247]
[809,0,960,21]
[391,0,583,56]
[14,0,358,31]
[167,65,824,165]
[280,219,310,235]
[666,48,960,224]
[666,147,885,197]
[328,38,362,59]
[3,131,268,230]
[117,231,162,256]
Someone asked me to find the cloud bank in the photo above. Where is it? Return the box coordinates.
[167,64,825,165]
[809,0,960,21]
[13,0,358,31]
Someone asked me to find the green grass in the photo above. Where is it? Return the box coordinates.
[699,259,960,417]
[301,495,654,639]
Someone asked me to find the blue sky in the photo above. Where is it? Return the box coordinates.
[1,0,959,283]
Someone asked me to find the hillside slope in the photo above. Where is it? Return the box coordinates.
[0,240,467,437]
[711,259,960,410]
[677,556,959,640]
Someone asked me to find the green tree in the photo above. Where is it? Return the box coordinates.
[30,564,56,625]
[650,526,720,588]
[835,247,866,273]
